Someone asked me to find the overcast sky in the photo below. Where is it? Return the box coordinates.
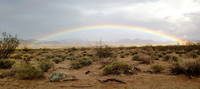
[0,0,200,42]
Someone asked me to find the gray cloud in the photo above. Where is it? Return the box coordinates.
[0,0,200,42]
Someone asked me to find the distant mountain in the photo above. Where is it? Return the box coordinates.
[19,38,183,48]
[115,38,170,44]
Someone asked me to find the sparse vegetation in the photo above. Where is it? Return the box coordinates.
[52,57,64,64]
[1,42,200,89]
[151,64,165,73]
[0,70,15,78]
[71,57,92,69]
[38,60,54,72]
[95,45,113,58]
[13,62,44,80]
[103,61,134,75]
[21,46,31,52]
[0,59,15,69]
[171,59,200,77]
[0,32,19,59]
[163,54,179,62]
[66,55,76,60]
[132,54,152,64]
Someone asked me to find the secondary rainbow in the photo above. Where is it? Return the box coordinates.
[31,24,187,45]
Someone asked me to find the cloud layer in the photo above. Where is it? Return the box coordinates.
[0,0,200,41]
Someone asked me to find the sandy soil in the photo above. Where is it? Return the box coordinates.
[0,60,200,89]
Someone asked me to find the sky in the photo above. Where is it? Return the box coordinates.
[0,0,200,43]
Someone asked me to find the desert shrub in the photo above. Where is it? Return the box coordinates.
[186,52,198,58]
[14,62,44,80]
[120,54,125,58]
[68,47,77,52]
[157,53,163,58]
[35,56,46,61]
[21,46,30,52]
[171,59,200,77]
[21,54,32,64]
[71,57,92,69]
[103,61,133,75]
[55,53,66,59]
[95,46,113,58]
[52,57,64,64]
[0,59,15,69]
[163,54,179,62]
[132,54,152,64]
[175,50,186,54]
[66,55,76,60]
[0,32,19,59]
[151,64,165,73]
[0,70,15,78]
[132,54,140,60]
[38,60,54,72]
[10,53,22,59]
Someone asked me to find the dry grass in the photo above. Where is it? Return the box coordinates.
[0,45,200,89]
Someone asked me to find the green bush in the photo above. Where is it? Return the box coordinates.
[103,61,133,75]
[132,54,140,60]
[21,46,30,52]
[0,32,19,59]
[68,47,77,52]
[186,52,198,58]
[71,57,92,69]
[0,59,15,69]
[95,46,113,58]
[52,57,64,64]
[38,60,54,72]
[0,70,15,78]
[171,60,200,77]
[10,53,22,59]
[132,54,152,64]
[120,55,125,58]
[151,64,165,73]
[164,54,179,62]
[66,55,76,60]
[14,62,44,80]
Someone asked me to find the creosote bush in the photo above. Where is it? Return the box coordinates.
[132,54,152,64]
[38,60,54,72]
[103,61,133,75]
[95,45,113,58]
[71,57,92,69]
[163,54,179,62]
[66,55,76,60]
[0,59,15,69]
[186,52,198,58]
[0,70,15,78]
[13,62,44,80]
[171,59,200,77]
[151,64,165,73]
[21,46,30,52]
[0,32,19,59]
[52,57,64,64]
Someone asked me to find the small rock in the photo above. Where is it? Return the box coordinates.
[85,71,90,75]
[49,72,65,82]
[49,72,78,82]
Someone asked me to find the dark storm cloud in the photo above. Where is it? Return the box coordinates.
[0,0,199,41]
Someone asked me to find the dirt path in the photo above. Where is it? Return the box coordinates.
[0,73,200,89]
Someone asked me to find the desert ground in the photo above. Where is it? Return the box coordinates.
[0,45,200,89]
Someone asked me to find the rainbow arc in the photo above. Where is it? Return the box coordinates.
[31,24,187,45]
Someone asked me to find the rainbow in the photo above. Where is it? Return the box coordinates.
[31,24,187,45]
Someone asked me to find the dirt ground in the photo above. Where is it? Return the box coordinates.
[0,60,200,89]
[1,46,200,89]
